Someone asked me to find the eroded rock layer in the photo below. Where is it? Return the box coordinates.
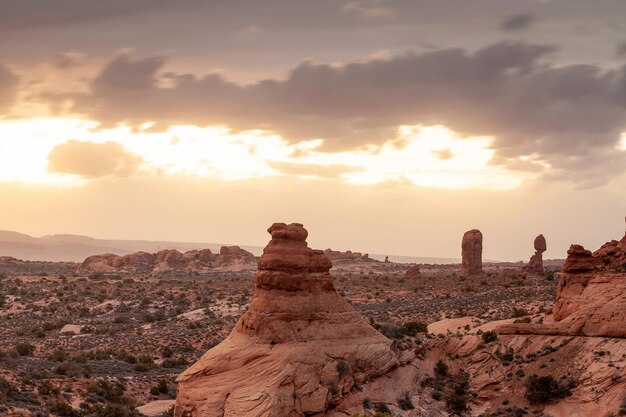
[174,223,398,417]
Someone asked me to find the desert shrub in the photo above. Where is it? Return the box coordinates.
[431,390,443,400]
[481,330,498,343]
[524,374,572,404]
[0,376,18,400]
[403,321,428,335]
[14,342,35,356]
[362,397,373,409]
[49,402,80,417]
[397,393,414,410]
[38,380,60,395]
[375,402,391,413]
[377,322,406,339]
[48,348,69,362]
[150,379,169,396]
[86,379,125,401]
[434,360,448,376]
[445,376,470,413]
[512,308,528,318]
[90,404,129,417]
[336,360,349,375]
[161,357,188,368]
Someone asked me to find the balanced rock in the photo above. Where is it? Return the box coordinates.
[460,229,483,277]
[498,230,626,338]
[175,223,398,417]
[524,234,546,273]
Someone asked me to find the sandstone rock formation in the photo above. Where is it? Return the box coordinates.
[498,229,626,338]
[404,265,421,279]
[524,234,546,273]
[460,229,483,277]
[175,223,398,417]
[323,249,370,262]
[82,245,256,274]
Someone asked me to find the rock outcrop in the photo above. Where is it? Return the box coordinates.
[82,246,256,274]
[498,228,626,338]
[175,223,398,417]
[460,229,483,277]
[323,249,370,262]
[524,234,546,273]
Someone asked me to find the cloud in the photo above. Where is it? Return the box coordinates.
[51,52,87,69]
[340,1,396,20]
[0,63,19,115]
[500,13,535,32]
[47,140,142,178]
[41,41,626,185]
[617,42,626,59]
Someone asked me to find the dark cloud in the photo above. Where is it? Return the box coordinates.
[0,63,19,114]
[617,43,626,59]
[44,41,626,184]
[47,140,142,178]
[500,13,535,32]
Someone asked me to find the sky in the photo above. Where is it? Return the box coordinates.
[0,0,625,261]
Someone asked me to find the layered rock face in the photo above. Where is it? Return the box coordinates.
[82,246,256,274]
[175,223,398,417]
[498,230,626,338]
[524,234,546,273]
[460,229,483,277]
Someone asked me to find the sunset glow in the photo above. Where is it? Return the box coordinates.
[0,119,529,189]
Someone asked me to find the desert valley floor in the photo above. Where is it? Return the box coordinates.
[0,227,624,417]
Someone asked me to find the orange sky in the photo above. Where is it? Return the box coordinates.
[0,0,625,260]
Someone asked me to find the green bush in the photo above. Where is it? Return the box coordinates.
[14,342,35,356]
[481,331,498,343]
[403,321,428,336]
[48,402,80,417]
[524,374,572,404]
[434,360,448,376]
[150,379,169,396]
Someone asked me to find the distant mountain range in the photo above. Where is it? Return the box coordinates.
[0,230,262,263]
[0,230,465,264]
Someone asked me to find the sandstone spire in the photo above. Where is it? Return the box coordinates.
[460,229,483,277]
[175,223,398,417]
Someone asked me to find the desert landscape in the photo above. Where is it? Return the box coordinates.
[1,221,624,417]
[2,1,626,416]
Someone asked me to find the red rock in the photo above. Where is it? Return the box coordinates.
[562,244,601,273]
[175,223,398,417]
[524,234,546,273]
[323,248,370,261]
[461,229,483,277]
[498,229,626,338]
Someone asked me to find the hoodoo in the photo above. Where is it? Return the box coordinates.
[524,234,546,273]
[460,229,483,277]
[174,223,398,416]
[498,228,626,338]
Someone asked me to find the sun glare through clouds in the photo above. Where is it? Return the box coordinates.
[0,118,530,189]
